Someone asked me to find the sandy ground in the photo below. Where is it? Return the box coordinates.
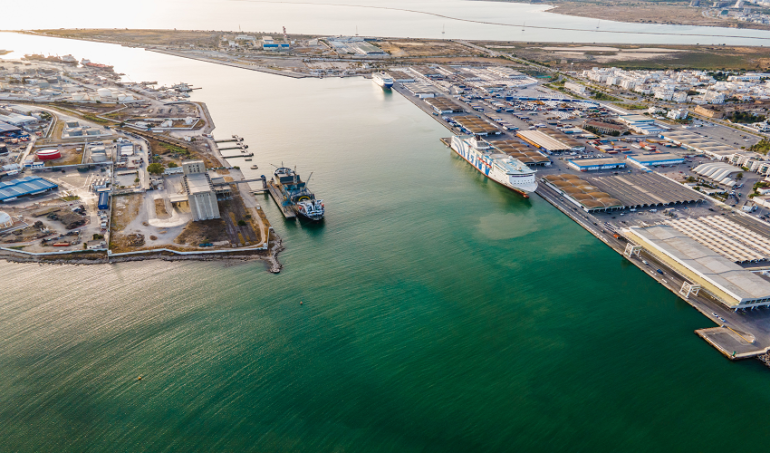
[544,1,770,30]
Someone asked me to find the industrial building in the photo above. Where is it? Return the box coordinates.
[0,176,58,202]
[626,153,685,168]
[660,131,737,160]
[588,173,702,209]
[517,130,584,153]
[326,37,384,56]
[97,192,110,210]
[182,161,220,222]
[488,140,550,166]
[453,116,501,136]
[624,225,770,309]
[424,97,464,114]
[693,162,741,187]
[665,216,770,263]
[403,82,438,98]
[568,157,625,172]
[583,120,627,135]
[542,174,624,212]
[387,70,415,83]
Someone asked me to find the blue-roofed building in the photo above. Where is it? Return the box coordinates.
[627,153,685,168]
[0,176,58,202]
[568,157,626,172]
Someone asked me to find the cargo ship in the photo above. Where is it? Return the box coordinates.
[267,166,324,221]
[372,73,394,89]
[450,135,537,197]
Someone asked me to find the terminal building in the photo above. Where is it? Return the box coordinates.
[624,225,770,309]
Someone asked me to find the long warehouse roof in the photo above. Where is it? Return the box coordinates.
[0,176,58,202]
[517,130,571,151]
[626,225,770,305]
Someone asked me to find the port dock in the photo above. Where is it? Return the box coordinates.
[267,182,296,219]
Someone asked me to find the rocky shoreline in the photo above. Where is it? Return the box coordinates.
[0,234,285,272]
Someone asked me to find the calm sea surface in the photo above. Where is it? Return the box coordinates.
[2,34,770,452]
[2,0,770,45]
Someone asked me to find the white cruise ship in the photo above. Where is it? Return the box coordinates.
[450,135,538,197]
[372,73,394,89]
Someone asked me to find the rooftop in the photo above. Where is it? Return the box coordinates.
[185,173,212,195]
[626,225,770,305]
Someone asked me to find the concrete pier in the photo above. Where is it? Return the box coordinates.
[267,182,296,219]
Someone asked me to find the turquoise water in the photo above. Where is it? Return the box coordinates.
[2,38,770,452]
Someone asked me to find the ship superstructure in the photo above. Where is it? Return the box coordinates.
[372,73,394,89]
[450,135,538,197]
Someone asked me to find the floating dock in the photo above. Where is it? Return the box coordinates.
[222,152,254,159]
[267,182,296,219]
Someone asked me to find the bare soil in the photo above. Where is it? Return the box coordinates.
[154,198,169,219]
[111,194,143,231]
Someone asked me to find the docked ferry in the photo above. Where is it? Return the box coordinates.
[450,135,538,197]
[372,73,394,89]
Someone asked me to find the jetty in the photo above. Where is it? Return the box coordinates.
[267,181,296,219]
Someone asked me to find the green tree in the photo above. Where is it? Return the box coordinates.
[147,163,165,175]
[167,162,178,168]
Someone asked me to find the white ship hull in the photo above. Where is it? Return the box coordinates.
[450,135,538,196]
[373,73,394,89]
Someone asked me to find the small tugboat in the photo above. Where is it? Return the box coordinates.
[267,166,324,221]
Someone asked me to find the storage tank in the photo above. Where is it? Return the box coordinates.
[36,148,62,160]
[0,211,12,229]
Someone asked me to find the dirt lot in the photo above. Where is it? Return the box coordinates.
[154,198,169,218]
[174,193,260,248]
[378,39,476,57]
[111,193,143,231]
[38,146,84,167]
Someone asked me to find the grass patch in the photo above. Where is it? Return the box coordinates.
[592,91,621,102]
[750,139,770,155]
[616,103,647,110]
[60,195,81,202]
[82,114,112,125]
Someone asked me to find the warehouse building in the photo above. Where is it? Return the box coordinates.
[425,97,464,114]
[588,173,702,208]
[403,82,438,98]
[568,157,626,172]
[665,216,770,264]
[488,140,550,166]
[627,153,684,168]
[517,130,570,153]
[542,174,624,212]
[387,70,415,83]
[453,116,501,135]
[624,225,770,309]
[0,176,58,202]
[660,131,737,160]
[693,162,740,187]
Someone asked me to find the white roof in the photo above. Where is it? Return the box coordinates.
[0,211,10,224]
[627,225,770,305]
